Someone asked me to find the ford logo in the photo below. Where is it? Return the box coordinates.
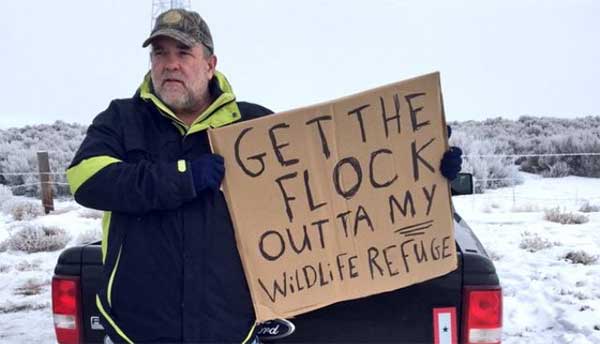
[256,319,296,340]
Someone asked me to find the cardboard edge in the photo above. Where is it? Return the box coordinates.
[436,74,457,242]
[207,128,265,321]
[211,72,442,133]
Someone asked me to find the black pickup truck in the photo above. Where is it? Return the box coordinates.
[52,174,502,344]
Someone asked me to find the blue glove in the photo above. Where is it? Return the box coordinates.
[440,147,462,181]
[190,154,225,193]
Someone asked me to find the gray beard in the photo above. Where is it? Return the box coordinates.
[156,89,196,114]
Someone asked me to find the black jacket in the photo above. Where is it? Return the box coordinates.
[67,73,272,343]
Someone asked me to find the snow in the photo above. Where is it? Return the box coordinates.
[453,174,600,344]
[0,200,100,344]
[1,174,600,343]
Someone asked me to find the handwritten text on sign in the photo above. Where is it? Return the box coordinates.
[208,72,457,322]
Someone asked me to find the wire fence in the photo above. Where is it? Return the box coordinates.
[1,172,66,176]
[458,174,600,213]
[2,152,598,176]
[464,152,600,158]
[7,182,70,190]
[458,151,600,206]
[1,152,599,206]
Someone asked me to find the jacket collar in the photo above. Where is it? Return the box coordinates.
[138,70,241,135]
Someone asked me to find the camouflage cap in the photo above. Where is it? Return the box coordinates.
[142,9,214,53]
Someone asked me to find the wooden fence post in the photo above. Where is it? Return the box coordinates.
[37,151,54,214]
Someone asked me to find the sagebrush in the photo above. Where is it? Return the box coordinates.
[0,120,85,197]
[2,198,44,221]
[0,303,49,314]
[579,201,600,213]
[544,207,589,225]
[1,117,599,197]
[14,278,48,296]
[450,131,522,192]
[519,233,557,252]
[14,260,41,272]
[6,223,71,253]
[451,116,600,178]
[0,184,13,205]
[511,203,540,213]
[563,251,598,265]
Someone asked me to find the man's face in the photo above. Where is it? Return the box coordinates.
[150,36,216,114]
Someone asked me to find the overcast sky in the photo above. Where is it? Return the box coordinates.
[2,0,598,128]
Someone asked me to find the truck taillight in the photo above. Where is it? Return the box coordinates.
[462,287,502,344]
[52,276,82,344]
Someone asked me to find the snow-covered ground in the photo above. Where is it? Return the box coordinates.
[1,173,599,343]
[0,201,101,343]
[453,174,600,344]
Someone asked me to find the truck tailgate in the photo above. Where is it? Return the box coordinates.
[265,256,462,343]
[56,245,465,344]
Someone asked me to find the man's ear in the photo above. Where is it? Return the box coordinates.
[207,55,217,79]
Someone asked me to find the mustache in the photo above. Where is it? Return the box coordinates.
[161,74,184,84]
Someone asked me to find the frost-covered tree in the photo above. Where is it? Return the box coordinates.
[450,126,522,192]
[1,116,598,197]
[0,121,87,196]
[449,116,600,183]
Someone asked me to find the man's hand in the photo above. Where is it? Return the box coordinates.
[190,154,225,192]
[440,147,463,181]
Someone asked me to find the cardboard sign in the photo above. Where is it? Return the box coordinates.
[208,72,457,322]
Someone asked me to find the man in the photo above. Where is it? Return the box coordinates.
[67,8,462,344]
[67,8,271,343]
